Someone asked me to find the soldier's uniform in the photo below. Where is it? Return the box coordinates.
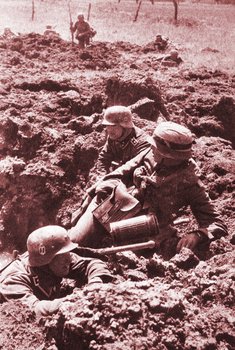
[132,151,227,239]
[69,122,151,247]
[94,126,151,185]
[72,18,93,48]
[0,252,112,316]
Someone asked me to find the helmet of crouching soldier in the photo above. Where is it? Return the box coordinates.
[27,225,77,267]
[77,14,84,20]
[102,106,134,129]
[151,121,193,160]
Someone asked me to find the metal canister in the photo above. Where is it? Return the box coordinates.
[110,213,159,246]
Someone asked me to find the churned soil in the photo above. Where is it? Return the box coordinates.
[0,32,234,350]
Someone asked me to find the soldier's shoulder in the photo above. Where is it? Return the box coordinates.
[181,159,202,183]
[134,126,151,139]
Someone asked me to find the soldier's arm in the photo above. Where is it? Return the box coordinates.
[68,253,113,284]
[102,148,152,182]
[0,273,64,316]
[24,294,65,316]
[70,21,77,33]
[94,141,116,179]
[188,180,228,240]
[96,141,114,174]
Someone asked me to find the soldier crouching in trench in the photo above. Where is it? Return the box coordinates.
[69,121,228,255]
[0,226,112,316]
[91,105,152,184]
[69,105,152,245]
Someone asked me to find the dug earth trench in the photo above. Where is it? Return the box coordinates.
[0,32,234,349]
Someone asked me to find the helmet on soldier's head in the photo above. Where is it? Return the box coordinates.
[102,106,134,128]
[151,121,193,160]
[170,50,179,59]
[27,225,77,267]
[77,14,84,20]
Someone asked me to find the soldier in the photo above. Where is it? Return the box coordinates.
[70,14,96,49]
[94,105,152,183]
[155,34,168,51]
[43,25,59,38]
[0,226,112,316]
[159,50,183,67]
[120,121,228,252]
[69,106,152,244]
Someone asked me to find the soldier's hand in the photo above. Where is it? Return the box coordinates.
[133,166,147,188]
[84,277,103,293]
[96,188,112,204]
[176,232,201,253]
[95,179,120,204]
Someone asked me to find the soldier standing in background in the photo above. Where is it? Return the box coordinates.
[70,14,96,49]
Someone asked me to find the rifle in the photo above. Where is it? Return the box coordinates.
[67,1,74,45]
[0,250,19,273]
[87,3,91,21]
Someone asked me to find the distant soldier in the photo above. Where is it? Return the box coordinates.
[0,226,112,316]
[70,14,96,49]
[155,34,168,51]
[43,25,59,38]
[157,50,183,67]
[0,28,16,40]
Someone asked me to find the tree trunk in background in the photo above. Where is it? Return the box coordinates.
[173,0,178,22]
[133,0,142,22]
[31,0,35,21]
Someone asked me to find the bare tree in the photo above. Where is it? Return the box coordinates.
[173,0,179,22]
[31,0,35,21]
[118,0,178,22]
[133,0,142,22]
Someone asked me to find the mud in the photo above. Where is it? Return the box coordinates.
[0,31,234,349]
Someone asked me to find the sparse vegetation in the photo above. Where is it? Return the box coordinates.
[0,1,235,71]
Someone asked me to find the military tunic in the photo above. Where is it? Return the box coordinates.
[104,150,227,240]
[73,20,91,39]
[95,126,151,185]
[0,252,112,316]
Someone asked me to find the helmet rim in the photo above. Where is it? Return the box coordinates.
[27,225,77,267]
[151,122,193,160]
[102,106,134,128]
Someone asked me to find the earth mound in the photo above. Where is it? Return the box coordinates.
[0,32,234,350]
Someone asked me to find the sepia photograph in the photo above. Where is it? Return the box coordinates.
[0,0,234,349]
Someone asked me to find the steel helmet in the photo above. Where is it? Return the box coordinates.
[77,14,84,20]
[151,121,193,160]
[170,50,179,59]
[27,225,78,267]
[102,106,134,128]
